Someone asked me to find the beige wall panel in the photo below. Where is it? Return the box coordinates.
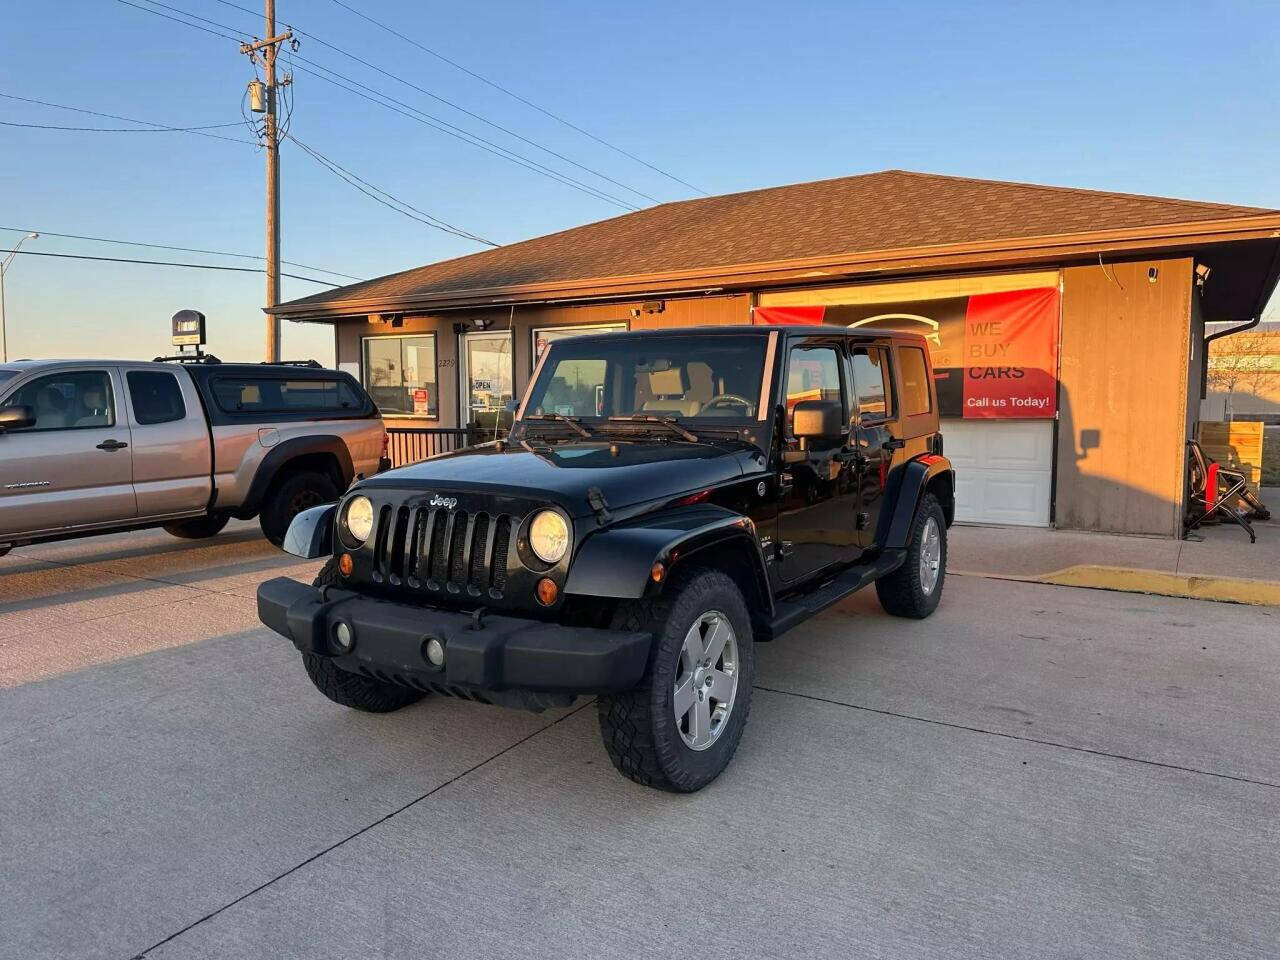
[1056,258,1194,536]
[759,270,1061,307]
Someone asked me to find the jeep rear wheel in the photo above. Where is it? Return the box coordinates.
[260,470,340,546]
[597,568,754,792]
[300,558,426,713]
[876,492,947,619]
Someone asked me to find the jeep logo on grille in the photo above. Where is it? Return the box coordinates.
[429,494,458,510]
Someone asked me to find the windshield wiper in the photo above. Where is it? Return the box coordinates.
[607,415,699,443]
[523,413,596,440]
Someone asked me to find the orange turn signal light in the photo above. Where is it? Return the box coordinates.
[338,553,354,577]
[651,562,666,583]
[536,577,558,606]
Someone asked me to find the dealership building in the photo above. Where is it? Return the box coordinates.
[269,170,1280,538]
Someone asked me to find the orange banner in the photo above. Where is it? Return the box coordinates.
[755,287,1059,419]
[961,288,1058,418]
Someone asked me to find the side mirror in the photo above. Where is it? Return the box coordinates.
[504,400,519,413]
[0,405,36,433]
[792,399,843,448]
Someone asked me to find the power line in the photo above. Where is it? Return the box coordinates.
[6,249,333,285]
[126,0,642,210]
[0,119,243,133]
[320,0,707,196]
[208,0,661,204]
[286,134,498,247]
[115,0,246,43]
[0,225,364,281]
[0,92,254,145]
[288,58,639,211]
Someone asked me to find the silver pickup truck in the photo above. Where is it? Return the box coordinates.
[0,358,387,553]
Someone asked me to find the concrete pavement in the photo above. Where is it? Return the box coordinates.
[1,525,1279,959]
[951,516,1280,604]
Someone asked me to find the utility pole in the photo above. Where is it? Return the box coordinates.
[241,2,292,362]
[0,232,39,363]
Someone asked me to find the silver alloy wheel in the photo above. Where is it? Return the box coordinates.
[673,610,739,751]
[919,515,942,595]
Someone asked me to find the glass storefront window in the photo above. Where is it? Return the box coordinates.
[363,335,438,417]
[532,323,628,364]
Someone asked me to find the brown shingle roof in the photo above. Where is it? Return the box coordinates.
[274,169,1278,316]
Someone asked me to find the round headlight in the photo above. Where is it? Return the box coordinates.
[344,495,375,544]
[528,510,569,564]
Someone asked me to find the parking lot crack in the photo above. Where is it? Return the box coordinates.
[754,684,1280,792]
[125,699,593,960]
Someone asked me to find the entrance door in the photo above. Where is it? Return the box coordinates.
[776,338,861,583]
[460,331,514,433]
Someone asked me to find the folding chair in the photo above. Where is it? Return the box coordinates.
[1185,439,1259,543]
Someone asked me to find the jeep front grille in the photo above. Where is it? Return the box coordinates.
[371,505,515,600]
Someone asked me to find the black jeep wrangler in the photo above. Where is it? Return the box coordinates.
[258,326,954,792]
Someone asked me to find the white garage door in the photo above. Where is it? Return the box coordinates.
[941,420,1054,526]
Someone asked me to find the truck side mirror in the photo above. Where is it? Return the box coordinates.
[0,405,36,433]
[792,399,843,450]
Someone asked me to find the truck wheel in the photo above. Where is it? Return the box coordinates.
[597,568,754,792]
[300,559,426,713]
[260,470,340,546]
[876,492,947,619]
[163,513,230,540]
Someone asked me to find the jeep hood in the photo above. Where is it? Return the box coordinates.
[360,442,755,518]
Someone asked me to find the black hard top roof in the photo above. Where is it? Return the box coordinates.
[558,324,928,344]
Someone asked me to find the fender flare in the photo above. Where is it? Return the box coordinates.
[879,454,955,550]
[281,503,337,559]
[565,506,774,616]
[239,435,354,516]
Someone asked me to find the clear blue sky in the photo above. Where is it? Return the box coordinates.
[2,0,1277,364]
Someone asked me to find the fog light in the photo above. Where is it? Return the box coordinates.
[333,621,354,653]
[423,637,445,669]
[338,553,353,576]
[536,577,558,606]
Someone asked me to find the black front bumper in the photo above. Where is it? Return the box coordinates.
[257,577,651,696]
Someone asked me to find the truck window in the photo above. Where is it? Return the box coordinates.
[211,377,361,414]
[128,371,187,425]
[2,371,114,430]
[850,347,892,420]
[897,346,932,417]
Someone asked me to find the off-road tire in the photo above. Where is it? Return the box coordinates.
[299,559,426,713]
[876,492,947,619]
[260,470,340,546]
[597,567,754,792]
[163,513,230,540]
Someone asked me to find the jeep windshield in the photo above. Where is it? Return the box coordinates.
[521,334,769,434]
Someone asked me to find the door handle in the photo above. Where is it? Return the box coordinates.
[96,439,128,451]
[881,437,905,451]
